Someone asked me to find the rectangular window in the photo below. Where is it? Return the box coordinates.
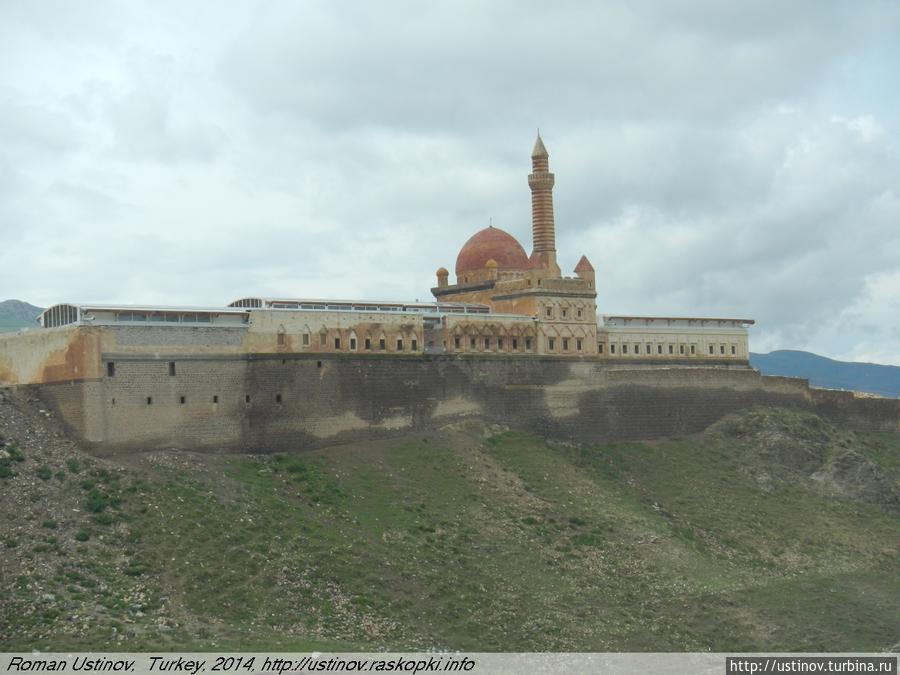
[668,344,674,354]
[731,345,736,355]
[320,333,326,346]
[610,343,616,354]
[646,344,651,354]
[168,361,176,376]
[454,336,461,349]
[350,337,357,350]
[634,344,640,354]
[146,397,153,405]
[562,309,568,319]
[497,337,504,350]
[623,344,628,354]
[245,394,251,403]
[470,337,476,350]
[213,395,219,404]
[412,339,418,351]
[709,345,715,354]
[598,343,604,354]
[720,344,725,355]
[690,345,695,355]
[302,333,310,346]
[107,362,115,377]
[576,339,583,351]
[180,396,186,405]
[484,337,491,349]
[657,344,663,354]
[562,338,569,351]
[365,337,372,350]
[525,337,532,350]
[512,338,518,350]
[577,309,583,319]
[679,344,685,355]
[380,338,386,350]
[277,333,285,346]
[545,307,552,318]
[334,337,341,349]
[548,337,556,351]
[276,393,282,404]
[397,338,404,351]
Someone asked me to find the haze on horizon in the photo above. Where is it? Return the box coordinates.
[1,1,898,364]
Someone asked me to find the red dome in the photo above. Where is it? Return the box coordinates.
[455,226,529,276]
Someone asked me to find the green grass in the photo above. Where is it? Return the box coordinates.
[1,408,898,652]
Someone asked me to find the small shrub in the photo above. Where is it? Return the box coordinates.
[42,520,58,530]
[6,444,25,462]
[0,462,14,479]
[86,488,109,513]
[3,538,17,549]
[571,532,604,547]
[124,563,147,577]
[36,466,53,481]
[74,530,90,542]
[66,459,81,474]
[92,512,116,526]
[94,468,114,484]
[568,515,588,527]
[55,471,66,482]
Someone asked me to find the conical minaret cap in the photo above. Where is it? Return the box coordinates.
[531,133,549,158]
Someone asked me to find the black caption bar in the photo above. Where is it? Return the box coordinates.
[726,656,897,674]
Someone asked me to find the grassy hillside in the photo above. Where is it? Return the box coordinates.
[0,300,43,332]
[1,392,898,652]
[751,349,900,398]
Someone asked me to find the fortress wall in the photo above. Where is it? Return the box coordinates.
[23,354,898,453]
[103,325,249,353]
[0,326,102,386]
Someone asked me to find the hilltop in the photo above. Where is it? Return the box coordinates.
[751,350,900,399]
[0,300,43,332]
[0,389,898,652]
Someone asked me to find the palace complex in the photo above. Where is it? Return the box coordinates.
[6,135,896,456]
[27,135,753,365]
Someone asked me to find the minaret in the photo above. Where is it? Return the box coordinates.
[528,133,560,276]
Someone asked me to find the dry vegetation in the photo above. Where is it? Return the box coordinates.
[1,388,898,652]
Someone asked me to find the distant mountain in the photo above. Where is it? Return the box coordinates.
[0,300,43,332]
[750,350,900,399]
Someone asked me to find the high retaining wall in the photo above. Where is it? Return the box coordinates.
[26,353,900,454]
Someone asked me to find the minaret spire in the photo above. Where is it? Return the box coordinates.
[528,132,559,276]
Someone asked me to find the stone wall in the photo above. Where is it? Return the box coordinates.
[27,354,900,454]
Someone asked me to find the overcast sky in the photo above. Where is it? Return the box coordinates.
[1,1,899,363]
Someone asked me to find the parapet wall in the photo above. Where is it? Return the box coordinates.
[25,354,900,453]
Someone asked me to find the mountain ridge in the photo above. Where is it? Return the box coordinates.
[0,299,43,331]
[751,349,900,399]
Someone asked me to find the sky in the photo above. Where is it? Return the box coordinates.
[1,1,899,364]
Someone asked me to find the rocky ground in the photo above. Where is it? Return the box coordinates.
[1,387,899,652]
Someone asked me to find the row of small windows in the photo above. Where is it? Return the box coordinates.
[108,359,330,380]
[278,332,418,352]
[547,337,583,352]
[128,393,285,406]
[452,335,534,352]
[544,306,586,320]
[598,343,739,356]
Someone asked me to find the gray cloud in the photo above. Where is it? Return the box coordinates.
[0,1,898,363]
